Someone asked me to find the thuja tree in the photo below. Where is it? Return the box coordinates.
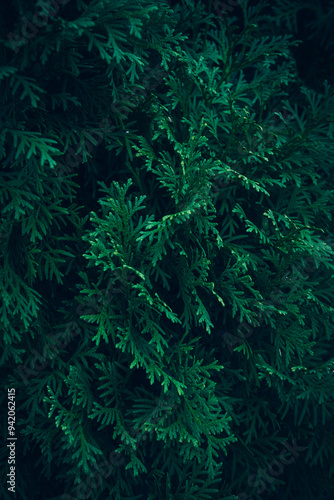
[1,0,334,499]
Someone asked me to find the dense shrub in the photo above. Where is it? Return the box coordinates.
[1,1,334,499]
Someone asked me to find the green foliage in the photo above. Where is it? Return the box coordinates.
[1,0,334,499]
